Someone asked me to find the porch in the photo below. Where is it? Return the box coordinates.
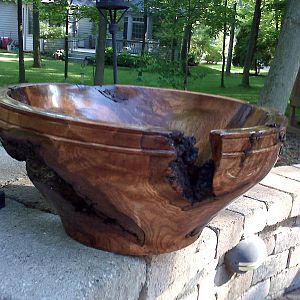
[68,38,160,62]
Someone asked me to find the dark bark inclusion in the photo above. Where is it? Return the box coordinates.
[97,88,129,103]
[166,124,285,203]
[0,137,98,216]
[0,136,146,246]
[167,130,215,203]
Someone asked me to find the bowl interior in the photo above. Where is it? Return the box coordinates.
[7,84,270,161]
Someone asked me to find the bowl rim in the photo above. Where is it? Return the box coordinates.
[0,83,287,135]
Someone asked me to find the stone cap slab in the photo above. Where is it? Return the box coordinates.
[0,147,26,187]
[244,184,293,226]
[271,166,300,182]
[1,147,300,300]
[0,199,146,300]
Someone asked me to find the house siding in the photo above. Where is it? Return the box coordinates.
[0,2,33,51]
[77,18,93,48]
[78,18,93,37]
[42,39,65,53]
[23,5,33,51]
[0,2,18,40]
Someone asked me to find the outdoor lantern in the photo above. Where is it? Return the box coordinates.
[96,0,130,84]
[0,191,5,210]
[225,236,267,274]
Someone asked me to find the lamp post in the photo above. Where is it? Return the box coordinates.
[96,0,130,84]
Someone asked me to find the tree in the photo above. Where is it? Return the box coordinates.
[266,0,286,33]
[181,23,192,90]
[32,0,42,68]
[141,0,148,56]
[64,0,70,80]
[149,0,184,60]
[241,0,262,87]
[149,0,225,88]
[225,2,236,75]
[94,12,107,85]
[180,0,224,88]
[17,0,26,83]
[233,25,279,70]
[40,0,93,79]
[220,0,228,88]
[170,16,180,61]
[74,5,108,85]
[259,0,300,113]
[39,0,71,78]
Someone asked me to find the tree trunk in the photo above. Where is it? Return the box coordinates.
[17,0,25,83]
[258,0,300,114]
[171,16,178,62]
[64,6,69,80]
[32,0,41,68]
[94,11,107,85]
[225,2,237,76]
[275,11,280,32]
[181,24,192,90]
[290,68,300,126]
[241,0,262,87]
[221,0,228,88]
[141,0,148,56]
[171,38,177,62]
[187,26,192,53]
[254,59,259,75]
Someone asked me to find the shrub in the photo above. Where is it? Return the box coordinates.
[205,47,222,64]
[188,52,198,66]
[104,48,142,68]
[233,23,279,68]
[105,47,113,65]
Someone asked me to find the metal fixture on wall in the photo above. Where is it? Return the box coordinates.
[95,0,130,84]
[225,236,267,274]
[0,191,5,210]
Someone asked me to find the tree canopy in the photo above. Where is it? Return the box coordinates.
[14,0,296,112]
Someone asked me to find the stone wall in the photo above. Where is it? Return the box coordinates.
[0,146,300,300]
[139,165,300,300]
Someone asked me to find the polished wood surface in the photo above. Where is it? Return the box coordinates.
[0,84,287,255]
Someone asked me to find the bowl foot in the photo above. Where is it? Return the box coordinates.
[25,157,151,255]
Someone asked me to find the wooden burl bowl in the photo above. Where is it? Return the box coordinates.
[0,84,286,255]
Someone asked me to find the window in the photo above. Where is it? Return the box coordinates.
[27,7,33,35]
[132,17,144,41]
[133,17,144,23]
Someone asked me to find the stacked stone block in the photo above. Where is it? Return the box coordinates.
[0,147,300,300]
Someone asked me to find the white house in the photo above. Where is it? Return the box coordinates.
[75,14,154,54]
[0,0,33,51]
[74,0,155,54]
[0,0,156,55]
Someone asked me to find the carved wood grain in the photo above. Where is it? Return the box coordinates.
[0,84,287,255]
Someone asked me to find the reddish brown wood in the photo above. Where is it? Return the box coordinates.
[0,84,287,255]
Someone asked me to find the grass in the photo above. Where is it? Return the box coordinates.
[188,65,266,103]
[0,50,267,105]
[2,51,299,118]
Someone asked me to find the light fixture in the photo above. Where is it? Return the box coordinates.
[225,235,267,274]
[0,191,5,209]
[96,0,130,84]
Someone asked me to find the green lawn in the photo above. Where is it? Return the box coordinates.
[188,66,267,103]
[0,50,266,104]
